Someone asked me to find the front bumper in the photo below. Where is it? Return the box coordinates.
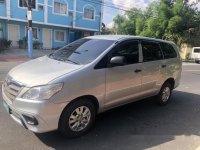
[194,58,200,62]
[2,85,69,133]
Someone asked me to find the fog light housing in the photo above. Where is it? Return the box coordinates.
[23,115,38,126]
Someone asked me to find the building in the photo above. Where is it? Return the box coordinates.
[0,0,103,49]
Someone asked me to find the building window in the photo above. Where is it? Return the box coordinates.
[84,5,95,20]
[53,2,67,15]
[25,27,38,40]
[19,0,36,9]
[32,27,38,39]
[55,31,65,42]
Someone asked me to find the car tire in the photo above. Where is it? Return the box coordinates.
[156,82,172,105]
[58,99,96,138]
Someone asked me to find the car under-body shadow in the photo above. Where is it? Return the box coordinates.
[35,90,200,150]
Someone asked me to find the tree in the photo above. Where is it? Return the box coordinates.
[112,0,200,46]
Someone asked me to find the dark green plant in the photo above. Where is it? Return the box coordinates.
[0,38,12,50]
[33,41,43,49]
[18,37,27,49]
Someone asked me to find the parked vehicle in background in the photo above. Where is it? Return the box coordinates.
[2,35,182,138]
[191,47,200,63]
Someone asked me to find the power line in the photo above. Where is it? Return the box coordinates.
[80,0,134,13]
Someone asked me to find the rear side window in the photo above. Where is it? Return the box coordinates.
[194,49,200,53]
[160,43,177,59]
[141,41,163,62]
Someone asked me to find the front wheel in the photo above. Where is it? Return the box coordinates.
[156,82,172,105]
[58,99,96,138]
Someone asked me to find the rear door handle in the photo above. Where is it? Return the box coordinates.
[135,69,142,73]
[161,65,166,68]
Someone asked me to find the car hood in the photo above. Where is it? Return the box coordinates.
[8,56,83,87]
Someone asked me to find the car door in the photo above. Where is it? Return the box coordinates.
[140,40,165,97]
[105,40,142,108]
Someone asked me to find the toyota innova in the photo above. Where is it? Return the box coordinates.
[2,35,182,137]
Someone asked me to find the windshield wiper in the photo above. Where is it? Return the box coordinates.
[49,53,54,58]
[65,59,79,65]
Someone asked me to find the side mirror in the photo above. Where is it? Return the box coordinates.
[110,56,126,67]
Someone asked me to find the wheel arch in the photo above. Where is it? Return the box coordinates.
[163,78,175,89]
[59,95,99,124]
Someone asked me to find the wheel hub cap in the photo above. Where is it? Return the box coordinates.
[162,87,171,102]
[69,106,91,132]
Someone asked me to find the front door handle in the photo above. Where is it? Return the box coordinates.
[135,69,142,73]
[161,65,166,68]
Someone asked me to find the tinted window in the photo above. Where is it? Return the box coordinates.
[141,41,163,62]
[194,49,200,53]
[49,39,115,65]
[160,43,177,59]
[111,40,139,65]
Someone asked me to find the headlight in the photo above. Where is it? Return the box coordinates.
[21,83,63,100]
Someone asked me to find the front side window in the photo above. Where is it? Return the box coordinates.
[84,5,95,20]
[19,0,36,9]
[141,41,163,62]
[54,2,67,15]
[160,42,177,59]
[49,38,115,65]
[55,31,65,42]
[111,40,139,65]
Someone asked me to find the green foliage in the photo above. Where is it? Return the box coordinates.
[18,37,27,49]
[0,38,12,50]
[112,0,200,46]
[33,41,43,49]
[101,28,112,35]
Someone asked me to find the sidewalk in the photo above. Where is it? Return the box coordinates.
[0,49,54,62]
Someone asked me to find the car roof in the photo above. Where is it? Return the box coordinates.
[85,35,175,45]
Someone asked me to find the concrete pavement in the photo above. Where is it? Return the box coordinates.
[0,62,200,150]
[0,48,54,62]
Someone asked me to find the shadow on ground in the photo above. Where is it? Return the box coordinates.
[36,91,200,150]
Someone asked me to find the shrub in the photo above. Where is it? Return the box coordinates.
[33,41,43,49]
[18,37,28,49]
[185,52,191,60]
[0,38,12,50]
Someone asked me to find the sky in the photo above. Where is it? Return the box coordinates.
[103,0,200,28]
[103,0,152,28]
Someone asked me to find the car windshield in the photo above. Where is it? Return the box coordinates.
[194,49,200,53]
[49,38,115,65]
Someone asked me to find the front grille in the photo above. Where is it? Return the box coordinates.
[3,78,23,102]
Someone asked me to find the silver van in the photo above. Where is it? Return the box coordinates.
[2,35,182,137]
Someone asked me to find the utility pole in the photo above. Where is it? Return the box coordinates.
[27,0,33,58]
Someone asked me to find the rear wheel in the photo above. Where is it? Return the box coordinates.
[156,82,172,105]
[59,99,96,138]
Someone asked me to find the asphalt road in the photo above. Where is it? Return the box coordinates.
[0,62,200,150]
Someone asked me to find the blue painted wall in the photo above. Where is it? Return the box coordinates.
[48,0,72,26]
[0,0,102,31]
[10,0,44,22]
[0,0,102,48]
[75,0,101,30]
[0,20,7,39]
[0,1,6,17]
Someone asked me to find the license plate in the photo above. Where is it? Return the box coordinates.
[3,101,9,113]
